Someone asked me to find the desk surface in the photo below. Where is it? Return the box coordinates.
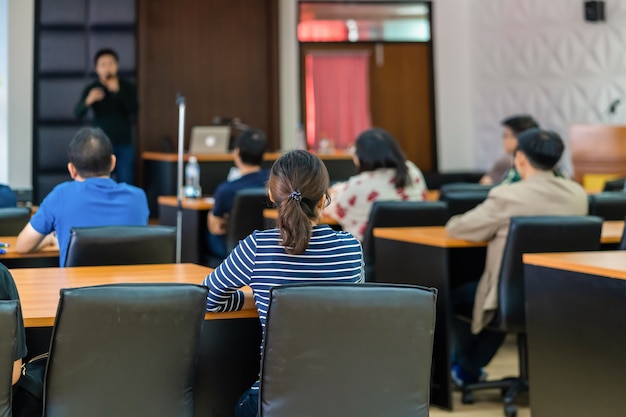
[11,263,256,327]
[158,196,215,210]
[374,221,623,248]
[0,236,59,259]
[143,151,353,162]
[523,251,626,281]
[373,226,487,248]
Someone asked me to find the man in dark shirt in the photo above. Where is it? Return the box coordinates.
[74,48,138,185]
[208,129,269,259]
[0,263,27,385]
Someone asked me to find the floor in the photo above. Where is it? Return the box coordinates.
[430,336,530,417]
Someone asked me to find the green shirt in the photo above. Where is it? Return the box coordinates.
[74,79,138,146]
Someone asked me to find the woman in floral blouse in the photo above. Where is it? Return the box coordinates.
[324,128,428,240]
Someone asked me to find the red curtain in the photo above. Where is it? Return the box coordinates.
[305,52,372,150]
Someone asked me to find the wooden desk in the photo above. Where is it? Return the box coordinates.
[11,263,255,327]
[143,151,356,215]
[0,236,60,268]
[372,221,624,410]
[570,125,626,184]
[523,252,626,417]
[373,226,487,410]
[158,196,215,264]
[12,263,261,417]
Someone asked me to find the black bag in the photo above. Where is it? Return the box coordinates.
[12,353,47,417]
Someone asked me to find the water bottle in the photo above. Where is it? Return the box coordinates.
[296,123,306,149]
[184,156,202,198]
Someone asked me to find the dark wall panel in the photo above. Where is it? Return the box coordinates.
[137,0,279,153]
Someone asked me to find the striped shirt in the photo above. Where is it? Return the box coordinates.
[202,225,364,389]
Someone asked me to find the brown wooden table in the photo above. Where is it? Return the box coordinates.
[0,236,60,268]
[12,263,260,417]
[143,151,356,215]
[11,263,254,327]
[371,221,624,410]
[523,252,626,417]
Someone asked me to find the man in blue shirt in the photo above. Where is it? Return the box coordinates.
[208,128,269,259]
[16,128,149,266]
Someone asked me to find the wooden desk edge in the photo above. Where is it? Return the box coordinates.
[25,308,259,328]
[373,228,487,248]
[523,253,626,281]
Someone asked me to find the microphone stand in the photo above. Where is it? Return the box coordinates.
[175,94,186,263]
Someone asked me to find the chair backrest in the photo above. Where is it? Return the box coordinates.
[226,188,271,252]
[362,201,448,282]
[603,177,625,192]
[260,283,437,417]
[44,284,208,417]
[64,225,176,267]
[438,183,492,219]
[0,207,32,235]
[587,192,626,220]
[496,216,603,333]
[0,300,18,417]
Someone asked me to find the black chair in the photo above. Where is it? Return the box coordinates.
[362,201,448,282]
[64,225,176,267]
[438,183,492,219]
[260,283,437,417]
[620,217,626,250]
[602,177,625,192]
[226,188,271,253]
[423,172,485,190]
[587,192,626,220]
[0,300,18,417]
[0,207,31,235]
[460,216,603,417]
[43,283,208,417]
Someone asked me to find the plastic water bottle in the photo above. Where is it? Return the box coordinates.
[184,156,202,198]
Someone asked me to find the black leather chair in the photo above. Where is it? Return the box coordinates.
[44,283,208,417]
[423,172,485,190]
[460,216,603,417]
[438,183,492,219]
[64,225,176,267]
[587,192,626,220]
[260,283,437,417]
[362,201,448,282]
[620,217,626,250]
[0,207,31,235]
[226,188,271,253]
[0,300,18,417]
[602,177,625,192]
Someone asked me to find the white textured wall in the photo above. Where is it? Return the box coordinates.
[432,0,476,171]
[7,0,33,188]
[471,0,626,175]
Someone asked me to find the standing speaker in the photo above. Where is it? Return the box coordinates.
[584,1,605,22]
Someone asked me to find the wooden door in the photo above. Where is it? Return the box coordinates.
[301,42,436,171]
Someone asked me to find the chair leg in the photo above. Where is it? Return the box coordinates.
[501,334,529,417]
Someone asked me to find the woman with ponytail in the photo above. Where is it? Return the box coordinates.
[202,150,364,417]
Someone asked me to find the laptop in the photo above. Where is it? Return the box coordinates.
[189,126,231,154]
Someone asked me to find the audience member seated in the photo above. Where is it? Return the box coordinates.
[202,150,364,417]
[0,263,26,386]
[207,128,270,260]
[16,128,149,266]
[0,185,17,208]
[446,128,588,386]
[324,128,427,240]
[480,115,538,185]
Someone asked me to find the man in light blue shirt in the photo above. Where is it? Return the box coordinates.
[17,127,149,266]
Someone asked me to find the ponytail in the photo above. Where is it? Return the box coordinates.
[268,150,330,255]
